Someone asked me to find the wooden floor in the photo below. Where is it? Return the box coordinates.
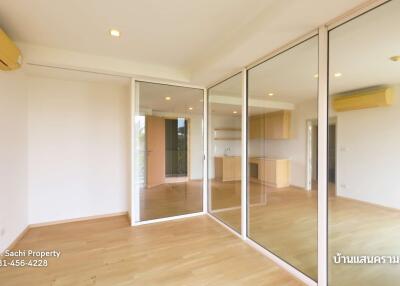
[0,216,303,286]
[6,181,398,285]
[139,179,400,283]
[140,180,203,221]
[210,181,317,278]
[210,180,400,285]
[328,194,400,286]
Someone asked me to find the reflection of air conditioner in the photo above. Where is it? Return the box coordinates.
[333,87,393,112]
[0,28,22,71]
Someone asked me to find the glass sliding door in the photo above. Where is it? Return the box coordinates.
[247,36,319,280]
[134,82,204,221]
[328,1,400,284]
[208,73,242,233]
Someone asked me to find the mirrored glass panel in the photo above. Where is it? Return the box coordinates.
[208,73,242,232]
[328,1,400,284]
[135,82,203,221]
[247,36,319,280]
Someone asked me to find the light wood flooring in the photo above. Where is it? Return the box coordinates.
[210,180,400,285]
[0,215,303,286]
[5,181,398,285]
[140,180,203,221]
[210,181,317,279]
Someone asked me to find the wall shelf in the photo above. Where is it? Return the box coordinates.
[214,137,241,141]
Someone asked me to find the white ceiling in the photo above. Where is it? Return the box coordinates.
[208,0,400,114]
[247,36,318,103]
[138,82,204,115]
[11,0,400,117]
[329,0,400,94]
[0,0,369,85]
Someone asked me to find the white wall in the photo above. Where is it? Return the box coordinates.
[0,70,28,253]
[27,76,130,224]
[336,85,400,209]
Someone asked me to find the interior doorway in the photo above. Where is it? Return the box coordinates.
[146,116,190,187]
[306,118,337,193]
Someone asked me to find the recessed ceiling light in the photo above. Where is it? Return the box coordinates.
[233,111,238,114]
[314,74,319,78]
[268,92,274,97]
[165,96,171,101]
[390,55,400,62]
[334,72,342,78]
[110,29,120,37]
[188,107,193,111]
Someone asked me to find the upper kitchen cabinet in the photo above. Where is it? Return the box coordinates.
[265,110,291,139]
[249,110,291,140]
[249,114,264,139]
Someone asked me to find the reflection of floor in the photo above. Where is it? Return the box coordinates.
[210,180,400,285]
[210,182,317,279]
[140,180,203,221]
[328,194,400,286]
[0,215,303,286]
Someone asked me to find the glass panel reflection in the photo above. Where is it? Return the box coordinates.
[247,36,319,280]
[135,82,203,221]
[208,73,242,232]
[328,1,400,284]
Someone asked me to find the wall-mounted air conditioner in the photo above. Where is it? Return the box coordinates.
[0,28,22,71]
[333,87,393,112]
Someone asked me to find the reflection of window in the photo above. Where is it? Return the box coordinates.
[135,115,146,185]
[165,118,188,177]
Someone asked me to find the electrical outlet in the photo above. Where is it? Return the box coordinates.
[340,184,347,189]
[0,227,5,237]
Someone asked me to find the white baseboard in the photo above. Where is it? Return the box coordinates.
[1,211,129,256]
[29,211,129,228]
[0,226,29,256]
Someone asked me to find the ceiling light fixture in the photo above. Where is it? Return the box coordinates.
[268,92,274,97]
[334,72,342,78]
[188,107,193,111]
[233,111,238,114]
[165,96,171,101]
[110,29,120,37]
[314,74,319,78]
[390,55,400,62]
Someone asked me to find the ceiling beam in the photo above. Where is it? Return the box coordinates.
[17,42,190,83]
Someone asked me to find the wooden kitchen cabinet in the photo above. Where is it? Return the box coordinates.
[214,156,241,182]
[249,111,291,140]
[249,114,264,139]
[250,158,290,188]
[264,110,291,139]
